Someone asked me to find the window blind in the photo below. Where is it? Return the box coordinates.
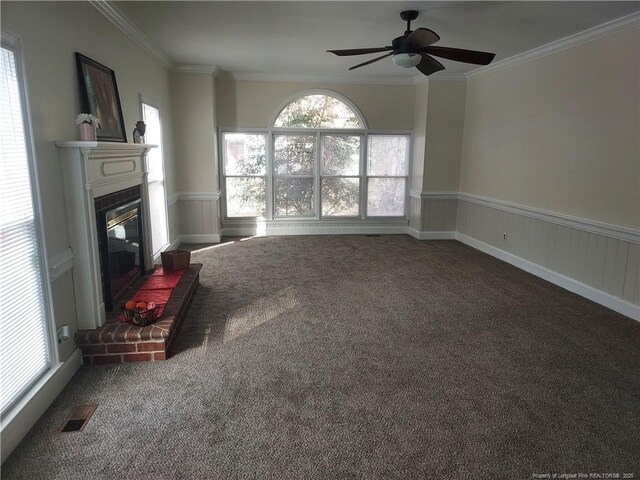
[0,45,50,415]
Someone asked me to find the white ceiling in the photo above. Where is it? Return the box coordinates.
[115,1,639,81]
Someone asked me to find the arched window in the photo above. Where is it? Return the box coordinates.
[221,90,409,222]
[273,93,365,129]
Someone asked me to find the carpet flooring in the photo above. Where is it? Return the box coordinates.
[2,235,639,479]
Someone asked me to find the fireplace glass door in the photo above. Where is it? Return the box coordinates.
[98,199,145,310]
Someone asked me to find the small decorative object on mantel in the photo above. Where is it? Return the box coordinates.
[132,120,146,143]
[161,250,191,271]
[75,113,101,141]
[119,300,161,326]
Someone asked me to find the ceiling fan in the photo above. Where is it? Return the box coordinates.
[327,10,496,76]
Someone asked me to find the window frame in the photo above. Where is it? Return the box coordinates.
[219,91,412,222]
[1,31,58,419]
[365,133,412,219]
[221,129,270,219]
[319,132,364,218]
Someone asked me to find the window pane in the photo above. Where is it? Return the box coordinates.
[367,178,406,217]
[142,103,164,182]
[322,178,359,217]
[367,135,409,176]
[224,133,266,175]
[275,177,314,217]
[226,177,266,217]
[142,103,168,254]
[148,181,168,254]
[321,135,360,176]
[274,94,362,128]
[274,135,314,175]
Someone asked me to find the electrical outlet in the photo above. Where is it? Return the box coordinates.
[502,232,507,241]
[170,224,175,233]
[57,325,70,344]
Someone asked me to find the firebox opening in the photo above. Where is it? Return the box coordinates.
[95,187,146,311]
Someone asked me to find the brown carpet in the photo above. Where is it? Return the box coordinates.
[2,235,639,479]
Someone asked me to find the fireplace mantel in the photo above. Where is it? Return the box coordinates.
[56,141,156,330]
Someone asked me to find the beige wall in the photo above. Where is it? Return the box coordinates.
[2,1,174,360]
[216,79,415,130]
[170,71,218,192]
[411,81,429,192]
[424,81,466,192]
[460,26,640,228]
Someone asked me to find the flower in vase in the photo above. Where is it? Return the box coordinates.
[75,113,102,129]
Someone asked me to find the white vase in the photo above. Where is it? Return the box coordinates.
[79,123,96,141]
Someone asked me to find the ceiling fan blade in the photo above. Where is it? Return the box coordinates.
[328,47,392,57]
[415,54,445,76]
[349,52,393,71]
[407,28,440,48]
[422,46,496,65]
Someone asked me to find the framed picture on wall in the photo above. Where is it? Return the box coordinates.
[75,53,127,142]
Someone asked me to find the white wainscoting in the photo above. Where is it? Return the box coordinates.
[456,194,639,320]
[168,191,221,247]
[169,188,639,319]
[407,191,458,239]
[221,219,408,237]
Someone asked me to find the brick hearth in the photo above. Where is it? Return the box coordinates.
[76,264,202,364]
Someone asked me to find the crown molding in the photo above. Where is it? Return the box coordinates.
[220,71,417,86]
[172,64,220,75]
[89,0,172,67]
[467,11,640,78]
[427,72,467,82]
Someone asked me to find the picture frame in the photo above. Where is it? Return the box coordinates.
[75,53,127,142]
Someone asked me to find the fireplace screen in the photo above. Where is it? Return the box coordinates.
[97,198,145,310]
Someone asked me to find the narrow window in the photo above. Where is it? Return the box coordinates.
[366,135,410,217]
[0,42,51,414]
[320,134,361,217]
[141,100,169,255]
[222,132,267,218]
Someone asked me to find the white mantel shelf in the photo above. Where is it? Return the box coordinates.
[56,141,157,330]
[55,141,157,149]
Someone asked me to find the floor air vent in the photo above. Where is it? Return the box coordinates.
[59,404,97,433]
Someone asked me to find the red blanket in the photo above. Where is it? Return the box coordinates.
[119,267,186,320]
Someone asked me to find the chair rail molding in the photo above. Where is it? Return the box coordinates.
[48,248,74,282]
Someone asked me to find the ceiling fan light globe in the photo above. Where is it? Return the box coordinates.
[392,53,421,68]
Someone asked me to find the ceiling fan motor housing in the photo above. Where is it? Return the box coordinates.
[392,36,414,54]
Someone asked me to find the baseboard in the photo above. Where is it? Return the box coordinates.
[166,235,184,251]
[179,234,221,244]
[406,228,456,240]
[1,348,83,464]
[455,233,640,322]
